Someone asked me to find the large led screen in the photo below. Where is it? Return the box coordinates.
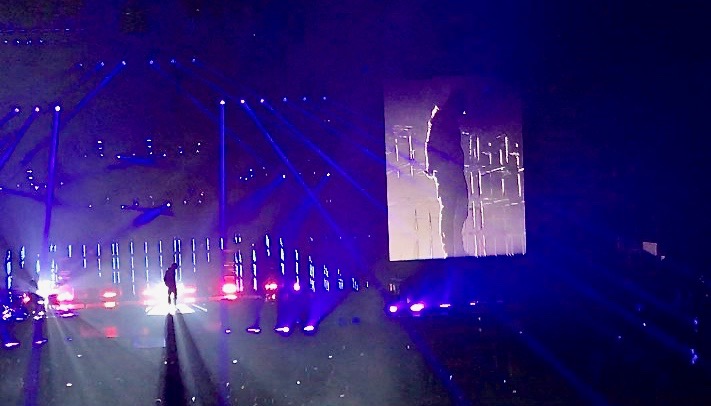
[385,77,525,260]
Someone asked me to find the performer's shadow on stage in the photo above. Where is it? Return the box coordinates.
[160,314,187,406]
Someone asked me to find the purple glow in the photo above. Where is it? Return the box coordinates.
[410,303,425,312]
[388,305,398,313]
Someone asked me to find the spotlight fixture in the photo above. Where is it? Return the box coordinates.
[303,325,315,332]
[13,107,19,113]
[149,60,154,65]
[34,106,40,112]
[388,305,398,313]
[54,105,61,112]
[259,98,264,103]
[121,60,126,65]
[170,59,176,64]
[410,303,425,312]
[240,99,245,104]
[220,100,225,105]
[222,282,238,295]
[33,338,48,346]
[282,97,287,102]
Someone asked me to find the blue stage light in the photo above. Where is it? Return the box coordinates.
[303,325,315,332]
[13,107,19,113]
[34,106,40,112]
[283,97,287,102]
[121,60,126,65]
[388,305,398,313]
[260,98,264,103]
[55,105,60,112]
[220,100,225,105]
[240,99,245,104]
[149,60,154,65]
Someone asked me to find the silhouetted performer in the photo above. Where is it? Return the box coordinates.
[425,89,469,257]
[164,263,178,305]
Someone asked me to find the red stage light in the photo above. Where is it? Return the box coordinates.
[222,283,238,295]
[102,291,118,299]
